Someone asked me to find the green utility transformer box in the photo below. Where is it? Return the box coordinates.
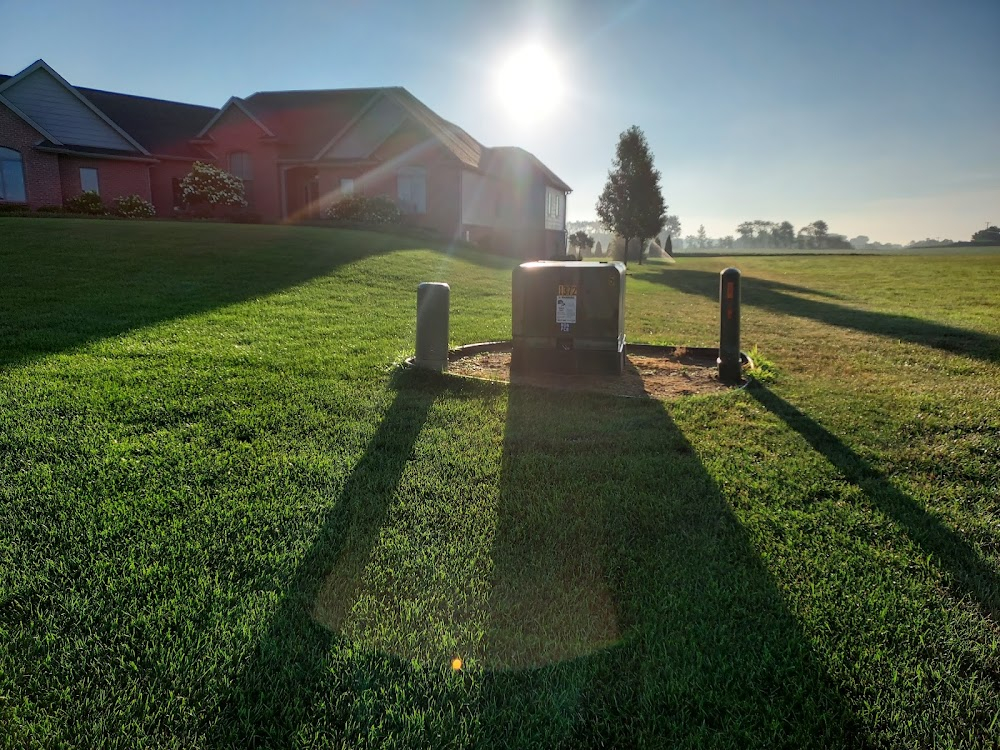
[511,261,626,375]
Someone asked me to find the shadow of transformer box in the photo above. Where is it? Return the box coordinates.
[511,261,626,375]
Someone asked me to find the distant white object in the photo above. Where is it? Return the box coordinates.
[646,240,675,263]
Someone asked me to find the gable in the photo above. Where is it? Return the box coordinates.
[197,97,273,140]
[206,103,256,135]
[1,68,135,151]
[243,88,379,160]
[371,119,449,164]
[322,95,407,160]
[391,90,483,169]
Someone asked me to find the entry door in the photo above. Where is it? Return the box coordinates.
[304,178,319,218]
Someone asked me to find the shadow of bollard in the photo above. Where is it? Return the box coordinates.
[214,370,442,747]
[749,383,998,621]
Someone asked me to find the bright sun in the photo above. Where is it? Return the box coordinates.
[494,42,565,125]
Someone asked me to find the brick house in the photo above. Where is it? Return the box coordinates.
[0,59,570,259]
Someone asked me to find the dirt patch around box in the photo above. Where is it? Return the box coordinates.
[447,349,743,400]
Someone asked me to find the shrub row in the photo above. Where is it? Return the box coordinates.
[59,191,157,218]
[4,163,411,230]
[323,194,402,225]
[0,193,156,219]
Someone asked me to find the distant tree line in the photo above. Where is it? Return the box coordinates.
[973,225,1000,244]
[729,219,852,250]
[567,214,997,257]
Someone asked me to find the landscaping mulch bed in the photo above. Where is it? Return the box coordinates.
[447,349,741,399]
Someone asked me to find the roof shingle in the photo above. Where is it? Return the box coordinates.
[75,87,217,159]
[485,146,572,192]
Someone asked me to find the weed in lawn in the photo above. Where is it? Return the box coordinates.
[746,345,779,384]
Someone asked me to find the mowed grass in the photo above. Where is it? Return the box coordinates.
[0,219,998,748]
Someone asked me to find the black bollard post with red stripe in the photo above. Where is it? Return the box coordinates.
[718,267,742,384]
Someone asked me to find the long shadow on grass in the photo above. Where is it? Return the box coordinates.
[750,384,999,621]
[213,370,443,747]
[647,268,1000,364]
[0,221,418,370]
[477,386,866,747]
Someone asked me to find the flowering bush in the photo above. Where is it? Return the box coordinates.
[179,161,246,217]
[64,191,106,215]
[324,194,402,225]
[112,194,155,219]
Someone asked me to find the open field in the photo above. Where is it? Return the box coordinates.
[672,244,1000,257]
[1,219,998,748]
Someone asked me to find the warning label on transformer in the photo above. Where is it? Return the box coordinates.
[556,295,577,324]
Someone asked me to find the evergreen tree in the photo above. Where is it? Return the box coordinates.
[596,126,666,266]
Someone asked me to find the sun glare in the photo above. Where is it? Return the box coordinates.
[494,42,565,125]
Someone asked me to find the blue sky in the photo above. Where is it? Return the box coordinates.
[3,0,997,243]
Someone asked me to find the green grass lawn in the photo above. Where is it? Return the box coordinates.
[1,219,998,748]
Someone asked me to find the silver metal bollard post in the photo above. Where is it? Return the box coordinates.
[415,282,450,372]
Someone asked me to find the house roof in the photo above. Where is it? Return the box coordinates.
[242,86,488,170]
[485,146,572,192]
[0,69,215,159]
[388,90,485,170]
[241,87,386,160]
[34,140,159,162]
[1,65,570,190]
[195,96,274,140]
[239,86,569,190]
[75,86,217,159]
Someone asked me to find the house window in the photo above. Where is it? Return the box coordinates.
[546,190,561,219]
[80,168,100,195]
[340,178,354,195]
[0,147,27,203]
[397,167,426,214]
[228,151,253,205]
